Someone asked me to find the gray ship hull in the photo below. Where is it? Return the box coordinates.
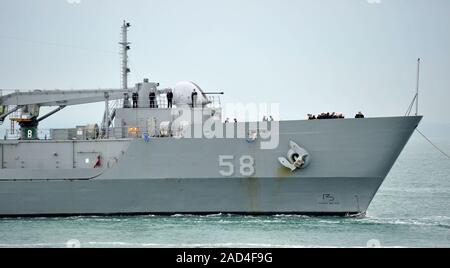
[0,177,380,216]
[0,116,421,216]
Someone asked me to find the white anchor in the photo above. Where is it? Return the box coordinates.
[278,141,310,171]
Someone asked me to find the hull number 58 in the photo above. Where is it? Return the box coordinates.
[219,155,255,177]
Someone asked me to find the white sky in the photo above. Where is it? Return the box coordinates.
[0,0,449,139]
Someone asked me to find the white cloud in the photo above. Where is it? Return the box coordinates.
[66,0,81,4]
[367,0,382,4]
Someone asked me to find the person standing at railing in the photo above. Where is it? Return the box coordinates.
[149,91,156,108]
[355,111,365,118]
[123,93,131,108]
[191,89,198,108]
[167,90,173,108]
[132,92,139,108]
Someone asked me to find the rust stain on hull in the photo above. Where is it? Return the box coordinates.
[277,167,291,177]
[240,177,260,212]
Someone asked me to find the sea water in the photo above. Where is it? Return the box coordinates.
[0,137,449,248]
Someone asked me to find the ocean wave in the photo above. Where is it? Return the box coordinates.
[85,242,312,248]
[0,241,414,248]
[379,188,450,194]
[0,242,64,248]
[354,215,450,228]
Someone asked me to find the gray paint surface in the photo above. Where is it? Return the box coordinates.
[0,116,421,216]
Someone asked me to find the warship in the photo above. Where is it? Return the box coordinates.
[0,22,422,217]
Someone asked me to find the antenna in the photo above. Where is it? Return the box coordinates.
[120,20,131,90]
[415,58,420,116]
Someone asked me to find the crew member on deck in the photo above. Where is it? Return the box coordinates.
[132,92,139,108]
[167,90,173,108]
[355,111,365,118]
[149,91,156,108]
[191,89,198,108]
[123,93,131,108]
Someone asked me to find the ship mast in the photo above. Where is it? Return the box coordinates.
[120,20,131,89]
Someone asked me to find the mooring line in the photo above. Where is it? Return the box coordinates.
[416,128,450,160]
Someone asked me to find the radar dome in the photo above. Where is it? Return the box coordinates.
[173,81,209,107]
